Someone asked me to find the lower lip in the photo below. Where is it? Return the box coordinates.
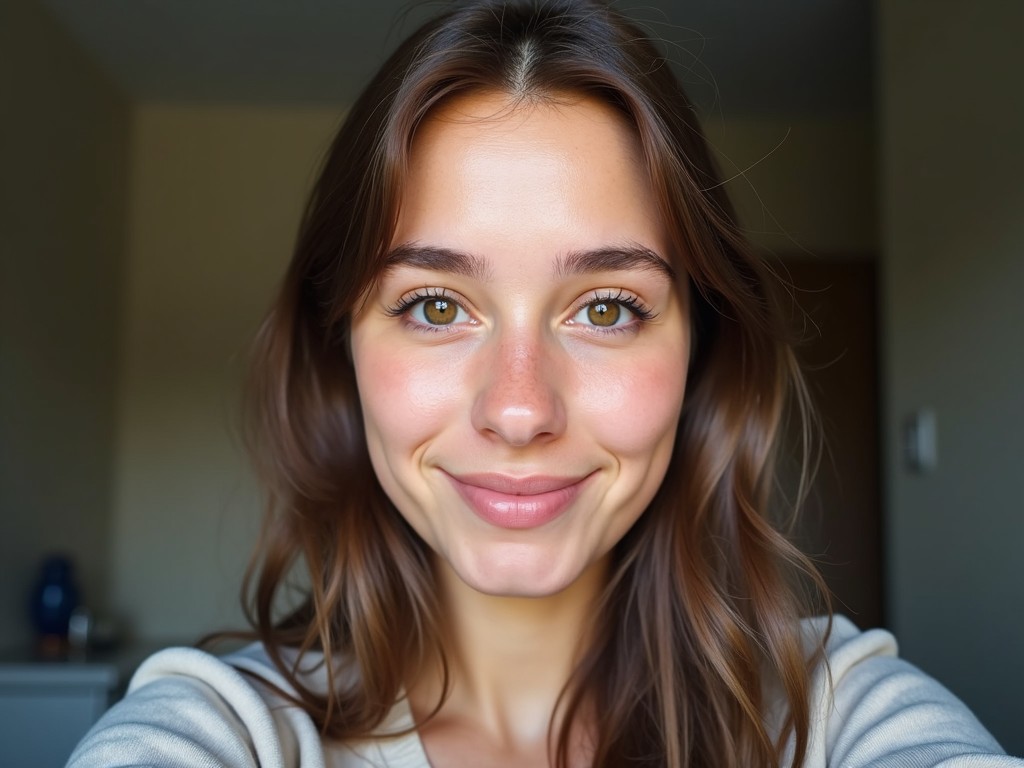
[447,475,590,530]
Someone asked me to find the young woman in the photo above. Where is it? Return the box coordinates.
[68,1,1018,766]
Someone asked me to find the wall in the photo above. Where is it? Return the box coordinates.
[705,117,877,256]
[879,1,1024,754]
[0,0,128,649]
[108,105,340,639]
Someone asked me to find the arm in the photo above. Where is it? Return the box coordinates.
[65,647,322,768]
[809,616,1022,767]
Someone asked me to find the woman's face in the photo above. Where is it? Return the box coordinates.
[350,91,689,598]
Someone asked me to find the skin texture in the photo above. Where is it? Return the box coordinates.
[349,91,690,764]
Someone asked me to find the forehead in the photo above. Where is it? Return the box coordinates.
[409,89,644,164]
[392,90,665,261]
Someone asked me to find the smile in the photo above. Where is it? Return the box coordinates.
[444,471,594,530]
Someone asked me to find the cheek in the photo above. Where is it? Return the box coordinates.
[576,348,687,456]
[353,344,465,450]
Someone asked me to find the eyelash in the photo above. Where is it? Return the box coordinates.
[384,288,471,333]
[384,287,657,333]
[569,289,657,333]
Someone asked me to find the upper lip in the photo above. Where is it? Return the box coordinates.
[446,472,591,495]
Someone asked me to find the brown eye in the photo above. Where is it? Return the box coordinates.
[586,301,620,327]
[394,292,471,330]
[423,299,458,325]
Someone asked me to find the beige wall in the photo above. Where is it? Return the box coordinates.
[880,0,1024,753]
[0,0,128,649]
[109,105,340,639]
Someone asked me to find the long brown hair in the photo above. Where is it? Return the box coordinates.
[239,1,830,765]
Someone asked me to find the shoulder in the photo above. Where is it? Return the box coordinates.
[66,644,424,768]
[797,615,1022,767]
[65,644,321,768]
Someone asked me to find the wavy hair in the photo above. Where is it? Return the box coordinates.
[238,1,830,765]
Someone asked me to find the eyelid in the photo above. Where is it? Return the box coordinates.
[385,286,470,315]
[384,287,477,332]
[562,291,658,339]
[568,289,656,324]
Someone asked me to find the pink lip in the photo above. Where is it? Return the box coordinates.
[445,472,592,530]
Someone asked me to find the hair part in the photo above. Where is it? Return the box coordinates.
[230,2,831,766]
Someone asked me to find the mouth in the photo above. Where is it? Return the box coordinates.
[444,471,594,530]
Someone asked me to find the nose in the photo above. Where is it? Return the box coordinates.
[470,334,567,446]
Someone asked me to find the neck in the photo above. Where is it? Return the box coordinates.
[409,557,607,757]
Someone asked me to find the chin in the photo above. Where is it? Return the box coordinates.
[464,574,578,599]
[449,542,596,599]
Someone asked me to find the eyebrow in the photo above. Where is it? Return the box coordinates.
[383,243,675,281]
[382,243,492,281]
[555,245,676,281]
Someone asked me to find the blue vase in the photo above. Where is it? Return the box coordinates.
[30,555,80,640]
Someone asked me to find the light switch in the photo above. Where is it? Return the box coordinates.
[903,408,938,473]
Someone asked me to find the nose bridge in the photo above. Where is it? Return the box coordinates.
[471,325,566,445]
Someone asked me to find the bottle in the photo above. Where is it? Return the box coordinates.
[30,554,81,655]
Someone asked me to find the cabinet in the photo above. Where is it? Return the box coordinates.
[0,652,127,768]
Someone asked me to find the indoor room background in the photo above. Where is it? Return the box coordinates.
[1,0,1021,758]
